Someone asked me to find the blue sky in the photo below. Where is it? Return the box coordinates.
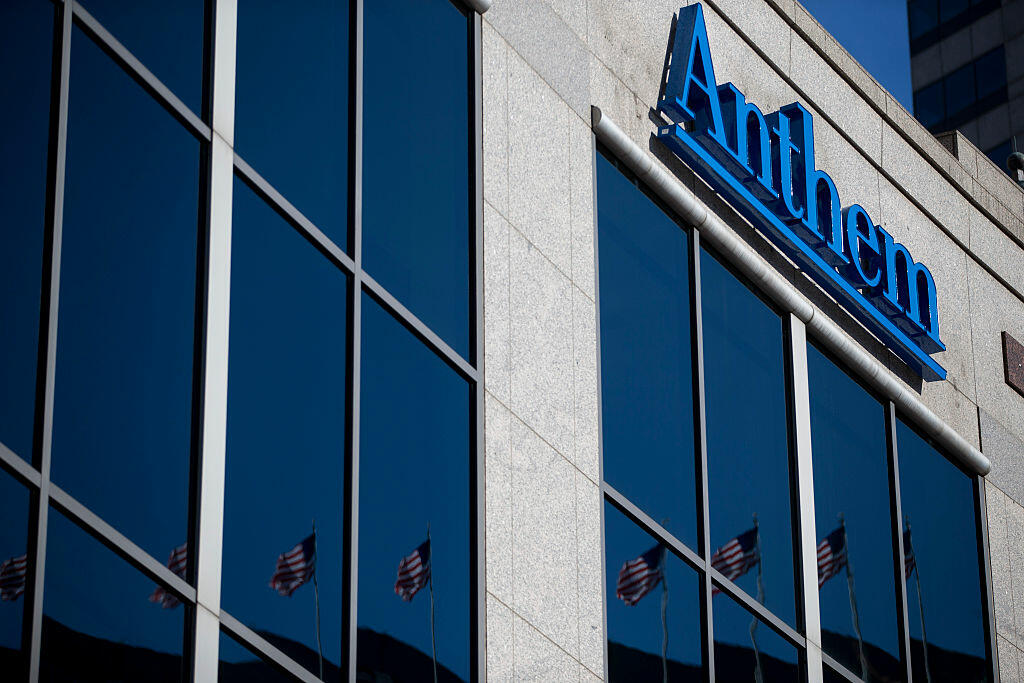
[800,0,915,110]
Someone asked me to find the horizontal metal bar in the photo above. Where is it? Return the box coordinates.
[48,483,196,605]
[602,482,704,572]
[590,107,991,476]
[219,610,323,683]
[821,650,864,683]
[361,272,478,383]
[0,441,42,489]
[232,152,357,277]
[707,568,806,649]
[70,1,211,142]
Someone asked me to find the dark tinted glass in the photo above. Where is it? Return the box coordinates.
[604,502,703,682]
[0,0,52,462]
[896,419,991,682]
[596,153,699,550]
[219,631,324,683]
[808,344,901,679]
[713,592,801,682]
[701,249,796,628]
[824,664,853,682]
[914,81,945,129]
[52,29,200,562]
[974,48,1007,101]
[944,63,976,120]
[0,472,32,677]
[235,0,349,248]
[940,0,969,22]
[222,179,348,681]
[908,0,938,39]
[79,0,205,115]
[363,0,471,359]
[357,296,471,682]
[40,509,185,681]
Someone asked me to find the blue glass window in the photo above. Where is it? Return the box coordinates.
[913,81,945,130]
[908,0,938,40]
[596,152,699,551]
[363,0,471,359]
[944,63,975,121]
[51,28,200,563]
[701,249,797,628]
[974,48,1007,102]
[604,502,703,681]
[808,343,901,679]
[78,0,205,115]
[713,591,801,681]
[219,631,322,682]
[896,419,991,682]
[0,0,53,462]
[357,295,471,682]
[40,509,185,680]
[0,472,32,678]
[222,178,348,681]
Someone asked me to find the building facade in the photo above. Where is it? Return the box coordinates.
[908,0,1024,172]
[1,0,1023,682]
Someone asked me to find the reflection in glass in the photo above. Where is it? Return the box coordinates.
[364,0,471,359]
[358,295,470,682]
[944,63,975,120]
[235,0,349,249]
[897,419,991,682]
[40,509,185,681]
[808,344,901,679]
[0,472,31,678]
[78,0,205,114]
[596,152,699,550]
[222,179,347,681]
[713,591,801,682]
[52,28,200,563]
[0,0,52,462]
[913,81,944,130]
[974,48,1007,102]
[701,249,797,628]
[219,630,326,683]
[604,502,703,681]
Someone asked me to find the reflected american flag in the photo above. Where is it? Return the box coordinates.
[0,553,27,601]
[616,544,664,606]
[710,527,759,595]
[817,526,848,588]
[269,534,316,597]
[394,539,431,602]
[149,543,187,609]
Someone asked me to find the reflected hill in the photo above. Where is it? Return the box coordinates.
[0,618,465,683]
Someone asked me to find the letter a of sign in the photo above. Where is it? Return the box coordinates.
[664,4,727,148]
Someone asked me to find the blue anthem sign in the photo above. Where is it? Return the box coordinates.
[657,4,946,381]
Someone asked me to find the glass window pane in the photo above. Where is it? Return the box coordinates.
[0,0,53,462]
[219,631,320,682]
[896,419,991,682]
[52,29,200,562]
[713,591,802,681]
[78,0,205,115]
[944,63,976,120]
[701,249,797,629]
[596,153,699,550]
[808,343,901,679]
[358,296,471,682]
[974,48,1007,101]
[0,472,32,678]
[363,0,471,359]
[222,179,348,681]
[604,502,704,681]
[940,0,969,22]
[235,0,349,250]
[40,508,185,680]
[914,81,945,129]
[908,0,939,39]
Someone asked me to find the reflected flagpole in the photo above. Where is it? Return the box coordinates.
[660,545,669,683]
[906,518,932,683]
[428,523,438,683]
[840,515,869,681]
[311,520,324,681]
[749,514,765,683]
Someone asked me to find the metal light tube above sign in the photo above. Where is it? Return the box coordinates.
[657,4,946,381]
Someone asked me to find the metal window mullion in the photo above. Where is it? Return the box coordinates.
[344,0,364,679]
[787,314,824,683]
[975,476,1000,682]
[0,441,42,490]
[690,227,715,681]
[26,3,72,679]
[886,401,915,683]
[221,611,323,683]
[191,0,237,679]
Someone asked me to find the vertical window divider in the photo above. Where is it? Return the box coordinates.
[689,227,715,681]
[344,0,364,679]
[471,9,485,683]
[975,475,1000,683]
[786,314,824,682]
[885,401,915,683]
[26,2,72,680]
[191,0,237,679]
